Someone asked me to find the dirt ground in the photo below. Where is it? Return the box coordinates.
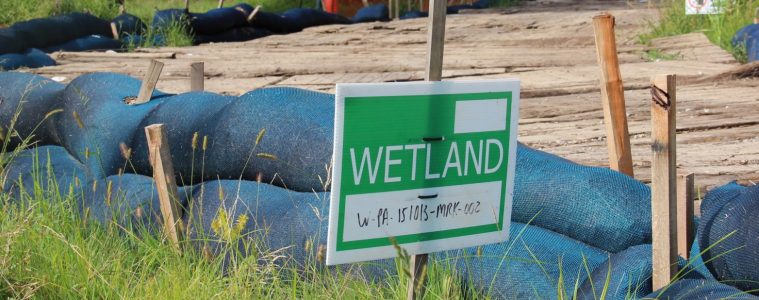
[25,0,759,192]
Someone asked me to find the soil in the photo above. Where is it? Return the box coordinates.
[23,0,759,192]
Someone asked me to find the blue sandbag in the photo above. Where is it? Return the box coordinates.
[190,6,251,35]
[281,8,353,32]
[0,72,63,148]
[578,245,652,300]
[193,26,271,44]
[152,9,190,31]
[85,173,191,230]
[513,144,651,253]
[54,73,167,178]
[698,182,759,294]
[186,178,609,298]
[2,146,91,200]
[112,13,146,37]
[42,35,123,53]
[645,279,758,299]
[0,13,112,55]
[248,11,293,34]
[352,4,389,23]
[400,11,428,19]
[121,34,166,47]
[732,24,759,62]
[0,48,56,71]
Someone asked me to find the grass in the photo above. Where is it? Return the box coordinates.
[639,0,758,63]
[642,49,683,61]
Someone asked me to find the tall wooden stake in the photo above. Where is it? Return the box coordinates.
[218,0,225,8]
[135,60,164,104]
[592,13,634,177]
[190,62,204,92]
[145,124,184,250]
[407,1,446,299]
[110,22,119,39]
[677,172,694,260]
[184,0,191,12]
[651,74,678,290]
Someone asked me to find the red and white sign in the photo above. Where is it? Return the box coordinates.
[685,0,721,15]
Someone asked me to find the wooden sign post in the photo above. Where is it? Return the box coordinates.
[677,172,694,260]
[592,14,634,177]
[146,124,184,250]
[408,0,446,299]
[650,74,678,290]
[190,62,205,92]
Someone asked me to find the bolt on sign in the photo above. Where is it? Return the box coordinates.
[327,80,520,265]
[685,0,721,15]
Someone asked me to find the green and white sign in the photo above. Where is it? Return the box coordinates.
[327,80,520,265]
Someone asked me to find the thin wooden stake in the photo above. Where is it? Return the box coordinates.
[218,0,225,8]
[184,0,190,12]
[247,5,261,23]
[407,1,446,299]
[190,62,204,92]
[388,0,394,20]
[592,13,634,177]
[395,0,401,19]
[135,60,164,104]
[677,172,695,260]
[651,74,678,290]
[145,124,183,250]
[110,22,119,39]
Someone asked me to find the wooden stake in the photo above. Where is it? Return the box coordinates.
[135,60,164,104]
[218,0,224,8]
[190,62,204,92]
[677,172,694,260]
[110,22,119,40]
[407,1,446,299]
[184,0,190,12]
[145,124,183,250]
[247,5,261,23]
[651,74,678,290]
[592,13,634,177]
[395,0,401,19]
[388,0,394,20]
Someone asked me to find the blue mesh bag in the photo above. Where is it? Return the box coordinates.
[0,13,112,55]
[0,72,62,148]
[42,35,123,53]
[194,26,271,44]
[352,4,390,23]
[281,8,353,32]
[248,11,293,34]
[111,13,146,38]
[698,182,759,294]
[513,144,651,253]
[577,244,652,300]
[2,145,90,200]
[190,5,253,35]
[645,279,758,299]
[0,48,55,71]
[733,24,759,62]
[152,9,191,31]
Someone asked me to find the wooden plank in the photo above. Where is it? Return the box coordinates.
[247,5,261,22]
[651,74,678,290]
[190,62,204,91]
[407,1,447,299]
[677,172,695,260]
[110,22,119,39]
[51,51,176,60]
[592,13,634,177]
[135,60,165,104]
[145,124,184,250]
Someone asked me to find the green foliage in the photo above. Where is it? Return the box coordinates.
[640,0,758,63]
[642,49,683,61]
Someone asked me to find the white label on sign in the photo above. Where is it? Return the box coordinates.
[343,181,502,242]
[454,99,508,134]
[685,0,721,15]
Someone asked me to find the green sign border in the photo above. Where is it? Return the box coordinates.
[336,92,513,251]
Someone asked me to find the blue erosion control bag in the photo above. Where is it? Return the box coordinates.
[0,13,112,55]
[190,4,254,35]
[645,279,758,299]
[352,4,390,23]
[280,8,353,32]
[194,26,271,44]
[733,24,759,62]
[2,145,91,200]
[111,13,146,38]
[577,244,653,300]
[698,182,759,295]
[0,49,55,71]
[248,11,293,34]
[0,72,62,148]
[42,35,123,53]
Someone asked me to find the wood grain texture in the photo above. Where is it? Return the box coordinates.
[677,172,695,260]
[651,74,678,290]
[136,60,165,104]
[145,124,184,250]
[592,13,634,177]
[190,62,204,91]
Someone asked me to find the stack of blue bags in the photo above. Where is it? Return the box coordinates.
[733,20,759,62]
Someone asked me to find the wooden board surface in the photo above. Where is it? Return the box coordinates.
[19,0,759,192]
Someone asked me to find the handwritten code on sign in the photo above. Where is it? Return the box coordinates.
[327,80,520,265]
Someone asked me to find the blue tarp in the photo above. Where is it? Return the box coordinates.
[733,24,759,62]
